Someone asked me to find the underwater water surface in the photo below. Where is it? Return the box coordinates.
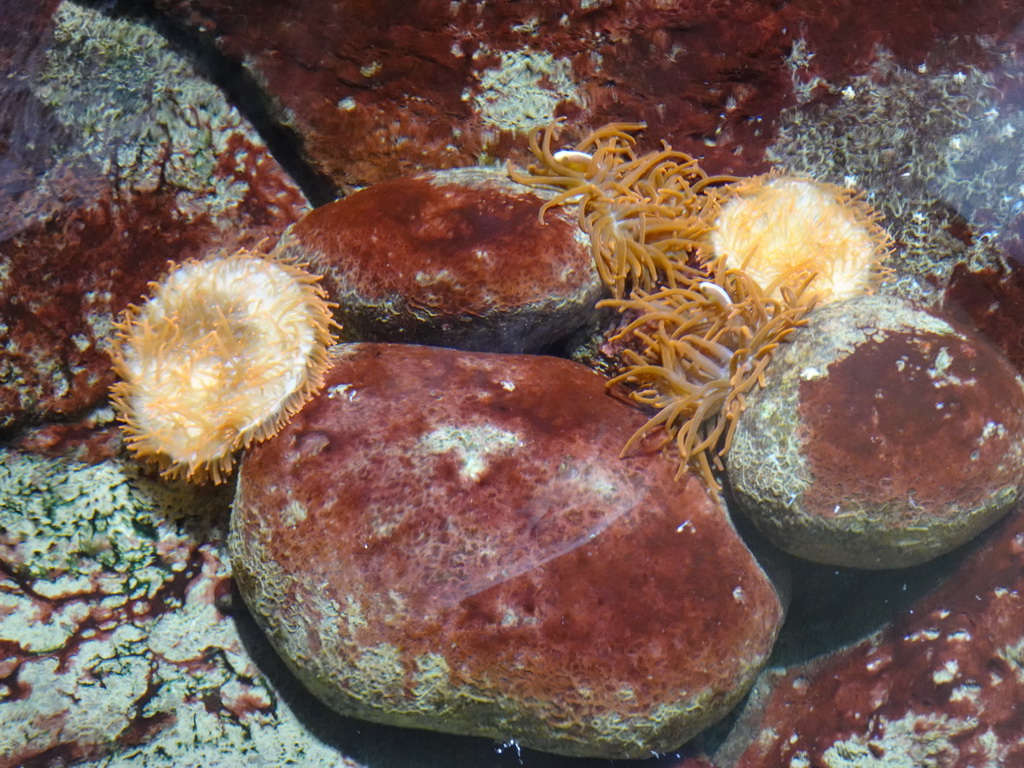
[3,1,1024,767]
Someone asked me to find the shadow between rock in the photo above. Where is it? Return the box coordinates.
[723,493,981,668]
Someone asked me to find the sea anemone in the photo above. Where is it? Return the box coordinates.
[603,264,816,488]
[509,122,891,488]
[109,247,338,484]
[508,120,735,297]
[704,174,893,304]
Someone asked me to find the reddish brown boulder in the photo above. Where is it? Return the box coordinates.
[145,0,1024,192]
[275,168,603,353]
[728,294,1024,569]
[229,343,784,758]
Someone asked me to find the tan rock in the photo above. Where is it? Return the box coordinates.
[728,294,1024,569]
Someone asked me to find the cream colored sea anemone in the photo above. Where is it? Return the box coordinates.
[704,174,893,304]
[109,247,338,484]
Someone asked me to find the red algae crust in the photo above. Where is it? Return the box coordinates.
[728,294,1024,569]
[228,343,783,758]
[733,495,1024,768]
[145,0,1024,190]
[275,168,603,353]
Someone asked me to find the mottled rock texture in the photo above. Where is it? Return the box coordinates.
[728,294,1024,569]
[732,505,1024,768]
[146,0,1024,195]
[276,168,602,353]
[0,451,302,768]
[230,343,784,759]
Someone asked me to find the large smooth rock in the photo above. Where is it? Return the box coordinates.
[728,294,1024,569]
[275,168,603,353]
[229,343,784,758]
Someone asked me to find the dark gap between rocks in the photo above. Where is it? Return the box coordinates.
[74,0,339,207]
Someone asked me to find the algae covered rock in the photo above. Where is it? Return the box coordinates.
[728,294,1024,569]
[229,342,783,758]
[275,168,603,353]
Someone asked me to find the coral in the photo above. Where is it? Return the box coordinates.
[109,247,337,484]
[510,122,901,488]
[509,122,827,487]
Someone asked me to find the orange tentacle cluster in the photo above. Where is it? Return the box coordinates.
[509,120,735,298]
[109,246,338,484]
[510,121,891,488]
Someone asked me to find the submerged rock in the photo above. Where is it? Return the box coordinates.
[728,294,1024,569]
[732,496,1024,768]
[275,168,603,353]
[229,342,784,758]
